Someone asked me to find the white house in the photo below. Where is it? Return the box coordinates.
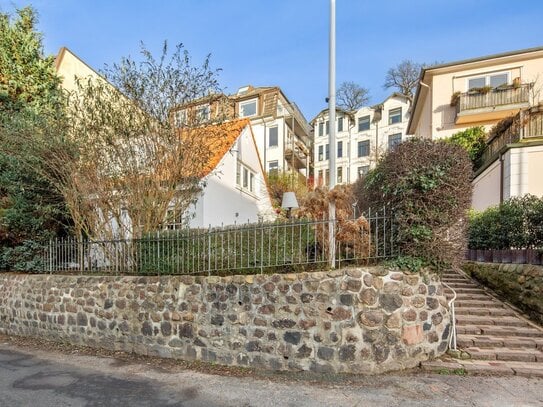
[177,119,276,228]
[56,48,274,232]
[311,93,411,186]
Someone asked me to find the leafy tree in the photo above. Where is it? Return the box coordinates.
[383,60,423,98]
[336,81,370,110]
[446,126,487,165]
[0,7,70,271]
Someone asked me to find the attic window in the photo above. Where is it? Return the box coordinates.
[239,98,258,118]
[237,86,250,95]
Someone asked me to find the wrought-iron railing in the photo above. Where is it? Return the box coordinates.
[456,83,530,114]
[42,207,398,275]
[476,107,543,170]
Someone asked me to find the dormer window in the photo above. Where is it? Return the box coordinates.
[239,98,258,117]
[196,104,210,121]
[173,110,187,128]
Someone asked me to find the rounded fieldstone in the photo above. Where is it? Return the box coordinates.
[379,293,403,312]
[426,297,439,310]
[141,321,153,336]
[359,288,377,306]
[357,310,384,328]
[339,344,356,362]
[363,274,373,287]
[160,321,172,336]
[179,323,193,338]
[385,312,401,329]
[431,312,443,325]
[283,331,301,345]
[297,344,312,358]
[340,294,353,306]
[211,314,224,326]
[272,319,297,329]
[402,309,417,322]
[411,296,425,308]
[317,346,334,361]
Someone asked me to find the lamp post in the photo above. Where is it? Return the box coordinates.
[328,0,337,268]
[281,191,299,219]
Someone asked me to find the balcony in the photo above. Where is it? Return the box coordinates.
[454,83,531,125]
[476,105,543,171]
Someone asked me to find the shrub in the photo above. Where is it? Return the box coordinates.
[469,195,543,249]
[298,185,371,260]
[356,139,473,268]
[446,126,487,165]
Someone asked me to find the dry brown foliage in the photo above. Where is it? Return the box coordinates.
[298,185,371,258]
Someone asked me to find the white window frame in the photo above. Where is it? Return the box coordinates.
[239,98,258,118]
[268,126,279,147]
[466,71,510,91]
[174,109,187,128]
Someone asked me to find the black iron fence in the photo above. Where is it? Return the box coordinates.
[43,207,398,275]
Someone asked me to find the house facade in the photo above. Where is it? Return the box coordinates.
[172,85,312,181]
[408,46,543,210]
[55,48,275,230]
[176,120,276,228]
[311,93,411,186]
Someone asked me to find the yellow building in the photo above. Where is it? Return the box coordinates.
[408,46,543,210]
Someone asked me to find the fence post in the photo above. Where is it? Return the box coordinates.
[207,224,211,276]
[328,202,336,269]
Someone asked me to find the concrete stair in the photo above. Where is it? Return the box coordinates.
[422,269,543,377]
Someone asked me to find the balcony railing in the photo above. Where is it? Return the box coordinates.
[476,106,543,170]
[456,83,531,115]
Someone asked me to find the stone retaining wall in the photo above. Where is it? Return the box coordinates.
[463,262,543,325]
[0,267,451,374]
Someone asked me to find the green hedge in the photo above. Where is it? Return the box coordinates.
[137,222,322,275]
[469,195,543,249]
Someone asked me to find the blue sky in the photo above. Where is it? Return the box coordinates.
[2,0,543,120]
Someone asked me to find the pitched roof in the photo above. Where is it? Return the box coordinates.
[199,119,250,176]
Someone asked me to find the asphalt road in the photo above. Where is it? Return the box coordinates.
[0,342,542,407]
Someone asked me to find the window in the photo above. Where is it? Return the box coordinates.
[358,140,370,157]
[468,72,509,90]
[325,120,329,135]
[268,127,278,147]
[238,163,256,193]
[388,133,402,150]
[318,170,323,186]
[490,73,508,88]
[338,117,343,132]
[325,169,330,186]
[318,145,324,161]
[318,122,324,137]
[239,98,257,117]
[337,167,343,183]
[243,167,249,188]
[268,161,278,173]
[173,110,186,127]
[358,166,369,178]
[337,141,343,158]
[468,77,486,89]
[358,115,370,132]
[388,108,402,125]
[325,144,329,160]
[196,104,210,121]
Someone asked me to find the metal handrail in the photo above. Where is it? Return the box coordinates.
[442,280,457,351]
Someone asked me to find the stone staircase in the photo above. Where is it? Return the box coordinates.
[422,269,543,377]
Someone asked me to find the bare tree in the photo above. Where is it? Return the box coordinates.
[4,42,225,241]
[383,60,423,98]
[336,81,370,110]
